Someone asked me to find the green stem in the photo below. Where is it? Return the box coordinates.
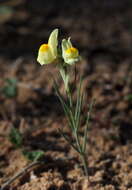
[66,88,73,109]
[65,68,88,177]
[59,62,89,177]
[74,131,82,153]
[74,131,89,177]
[58,128,80,154]
[80,153,89,176]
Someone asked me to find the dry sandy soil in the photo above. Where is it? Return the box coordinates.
[0,0,132,189]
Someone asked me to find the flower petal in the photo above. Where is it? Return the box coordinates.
[62,38,79,65]
[37,49,54,65]
[48,28,58,58]
[67,38,72,48]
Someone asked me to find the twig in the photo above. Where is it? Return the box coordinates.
[0,161,44,190]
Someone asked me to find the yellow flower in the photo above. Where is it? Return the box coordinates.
[62,38,79,65]
[37,29,58,65]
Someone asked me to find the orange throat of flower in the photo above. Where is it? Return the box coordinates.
[39,44,49,52]
[65,47,79,57]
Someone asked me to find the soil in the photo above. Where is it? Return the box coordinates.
[0,0,132,190]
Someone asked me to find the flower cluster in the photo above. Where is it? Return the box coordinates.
[37,29,93,177]
[37,29,80,65]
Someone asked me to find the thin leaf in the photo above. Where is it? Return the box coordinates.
[83,99,95,152]
[54,81,75,130]
[75,79,82,120]
[58,128,80,153]
[75,79,83,131]
[76,93,83,131]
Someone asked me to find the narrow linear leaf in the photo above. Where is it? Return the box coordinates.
[54,81,75,130]
[76,93,84,131]
[75,79,82,120]
[58,128,80,153]
[83,99,95,152]
[75,79,83,131]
